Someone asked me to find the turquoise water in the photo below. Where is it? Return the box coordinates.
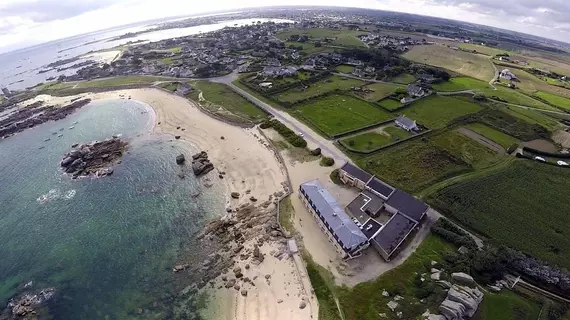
[0,100,224,318]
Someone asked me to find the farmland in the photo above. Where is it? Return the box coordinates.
[378,98,403,111]
[357,83,403,101]
[276,75,366,103]
[431,77,491,92]
[534,91,570,111]
[508,68,570,99]
[403,45,495,81]
[402,95,482,129]
[459,43,510,56]
[391,73,416,84]
[358,140,471,193]
[501,106,560,131]
[477,87,555,110]
[465,123,520,148]
[472,109,551,141]
[430,130,502,169]
[340,126,412,151]
[428,161,570,270]
[293,94,393,137]
[335,65,354,73]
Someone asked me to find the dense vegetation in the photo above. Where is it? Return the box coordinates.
[260,119,307,148]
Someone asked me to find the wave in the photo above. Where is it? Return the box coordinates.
[37,189,76,204]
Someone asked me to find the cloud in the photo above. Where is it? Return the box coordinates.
[0,0,118,23]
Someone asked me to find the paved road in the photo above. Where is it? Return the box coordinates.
[209,74,350,164]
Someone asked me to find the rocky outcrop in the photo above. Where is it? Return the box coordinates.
[2,287,56,319]
[451,272,475,285]
[191,151,214,176]
[1,99,91,139]
[439,285,483,320]
[60,137,127,179]
[176,154,185,165]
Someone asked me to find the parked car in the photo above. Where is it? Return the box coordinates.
[557,160,569,166]
[534,156,546,162]
[298,132,304,137]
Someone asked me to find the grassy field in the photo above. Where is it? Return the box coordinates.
[294,94,393,136]
[190,81,267,122]
[337,234,456,320]
[535,91,570,111]
[403,45,495,81]
[303,252,343,320]
[358,140,471,193]
[403,95,482,129]
[276,28,366,47]
[508,68,570,99]
[502,106,560,131]
[55,76,175,90]
[357,83,402,101]
[459,43,510,56]
[478,87,556,110]
[391,73,416,84]
[430,130,502,169]
[428,161,570,270]
[477,291,541,320]
[465,123,520,148]
[432,77,491,92]
[341,126,412,151]
[378,98,402,111]
[276,75,366,103]
[336,65,354,73]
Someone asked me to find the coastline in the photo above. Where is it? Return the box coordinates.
[23,88,316,319]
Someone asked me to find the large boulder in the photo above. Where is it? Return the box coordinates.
[439,299,466,320]
[176,154,186,165]
[446,285,483,317]
[451,272,475,285]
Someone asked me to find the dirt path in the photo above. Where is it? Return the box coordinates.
[457,127,505,154]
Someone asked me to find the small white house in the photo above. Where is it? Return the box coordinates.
[500,69,518,81]
[395,115,418,131]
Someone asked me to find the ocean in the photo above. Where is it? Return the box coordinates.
[0,99,225,318]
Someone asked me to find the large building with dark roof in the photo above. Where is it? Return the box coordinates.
[339,162,430,261]
[299,179,369,259]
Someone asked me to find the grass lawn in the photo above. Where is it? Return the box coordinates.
[74,76,175,89]
[378,98,403,111]
[391,73,416,84]
[303,252,343,320]
[465,123,520,148]
[502,106,560,131]
[337,234,456,320]
[478,87,556,111]
[428,160,570,270]
[341,127,411,151]
[276,75,366,103]
[403,45,495,81]
[358,140,471,193]
[276,28,367,47]
[459,44,510,56]
[430,130,502,169]
[336,65,354,73]
[535,91,570,111]
[294,94,393,137]
[403,95,482,129]
[432,77,491,92]
[357,83,403,102]
[477,291,541,320]
[271,71,312,87]
[190,81,267,122]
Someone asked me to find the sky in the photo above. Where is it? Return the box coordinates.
[0,0,569,53]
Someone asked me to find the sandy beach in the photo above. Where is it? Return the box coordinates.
[24,88,316,320]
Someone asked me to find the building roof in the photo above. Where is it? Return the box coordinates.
[395,115,416,129]
[340,162,372,183]
[385,189,429,222]
[373,213,417,257]
[361,218,383,239]
[300,179,368,253]
[407,84,424,95]
[366,177,394,199]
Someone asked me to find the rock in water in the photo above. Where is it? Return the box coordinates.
[60,137,127,179]
[176,154,186,165]
[191,151,214,176]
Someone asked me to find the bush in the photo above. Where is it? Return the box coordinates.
[310,148,322,156]
[330,169,343,185]
[432,218,477,249]
[261,119,307,148]
[473,93,487,101]
[320,156,335,167]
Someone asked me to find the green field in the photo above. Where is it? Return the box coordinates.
[478,87,556,110]
[276,75,366,103]
[430,130,502,168]
[358,140,470,193]
[341,126,412,151]
[391,73,416,84]
[378,98,403,111]
[501,106,560,131]
[459,43,510,56]
[465,123,520,148]
[507,68,570,100]
[535,91,570,111]
[403,96,482,129]
[68,76,175,89]
[294,94,393,136]
[432,77,491,92]
[337,235,456,320]
[357,83,402,102]
[190,81,267,122]
[478,291,541,320]
[403,45,495,81]
[276,28,366,47]
[335,65,354,73]
[428,161,570,270]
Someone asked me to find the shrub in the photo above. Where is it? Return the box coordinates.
[320,156,335,167]
[261,119,307,148]
[310,148,322,156]
[473,93,487,101]
[432,218,477,249]
[330,169,343,185]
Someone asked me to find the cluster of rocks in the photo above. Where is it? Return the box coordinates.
[1,287,56,319]
[1,99,91,139]
[60,137,128,178]
[176,151,215,177]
